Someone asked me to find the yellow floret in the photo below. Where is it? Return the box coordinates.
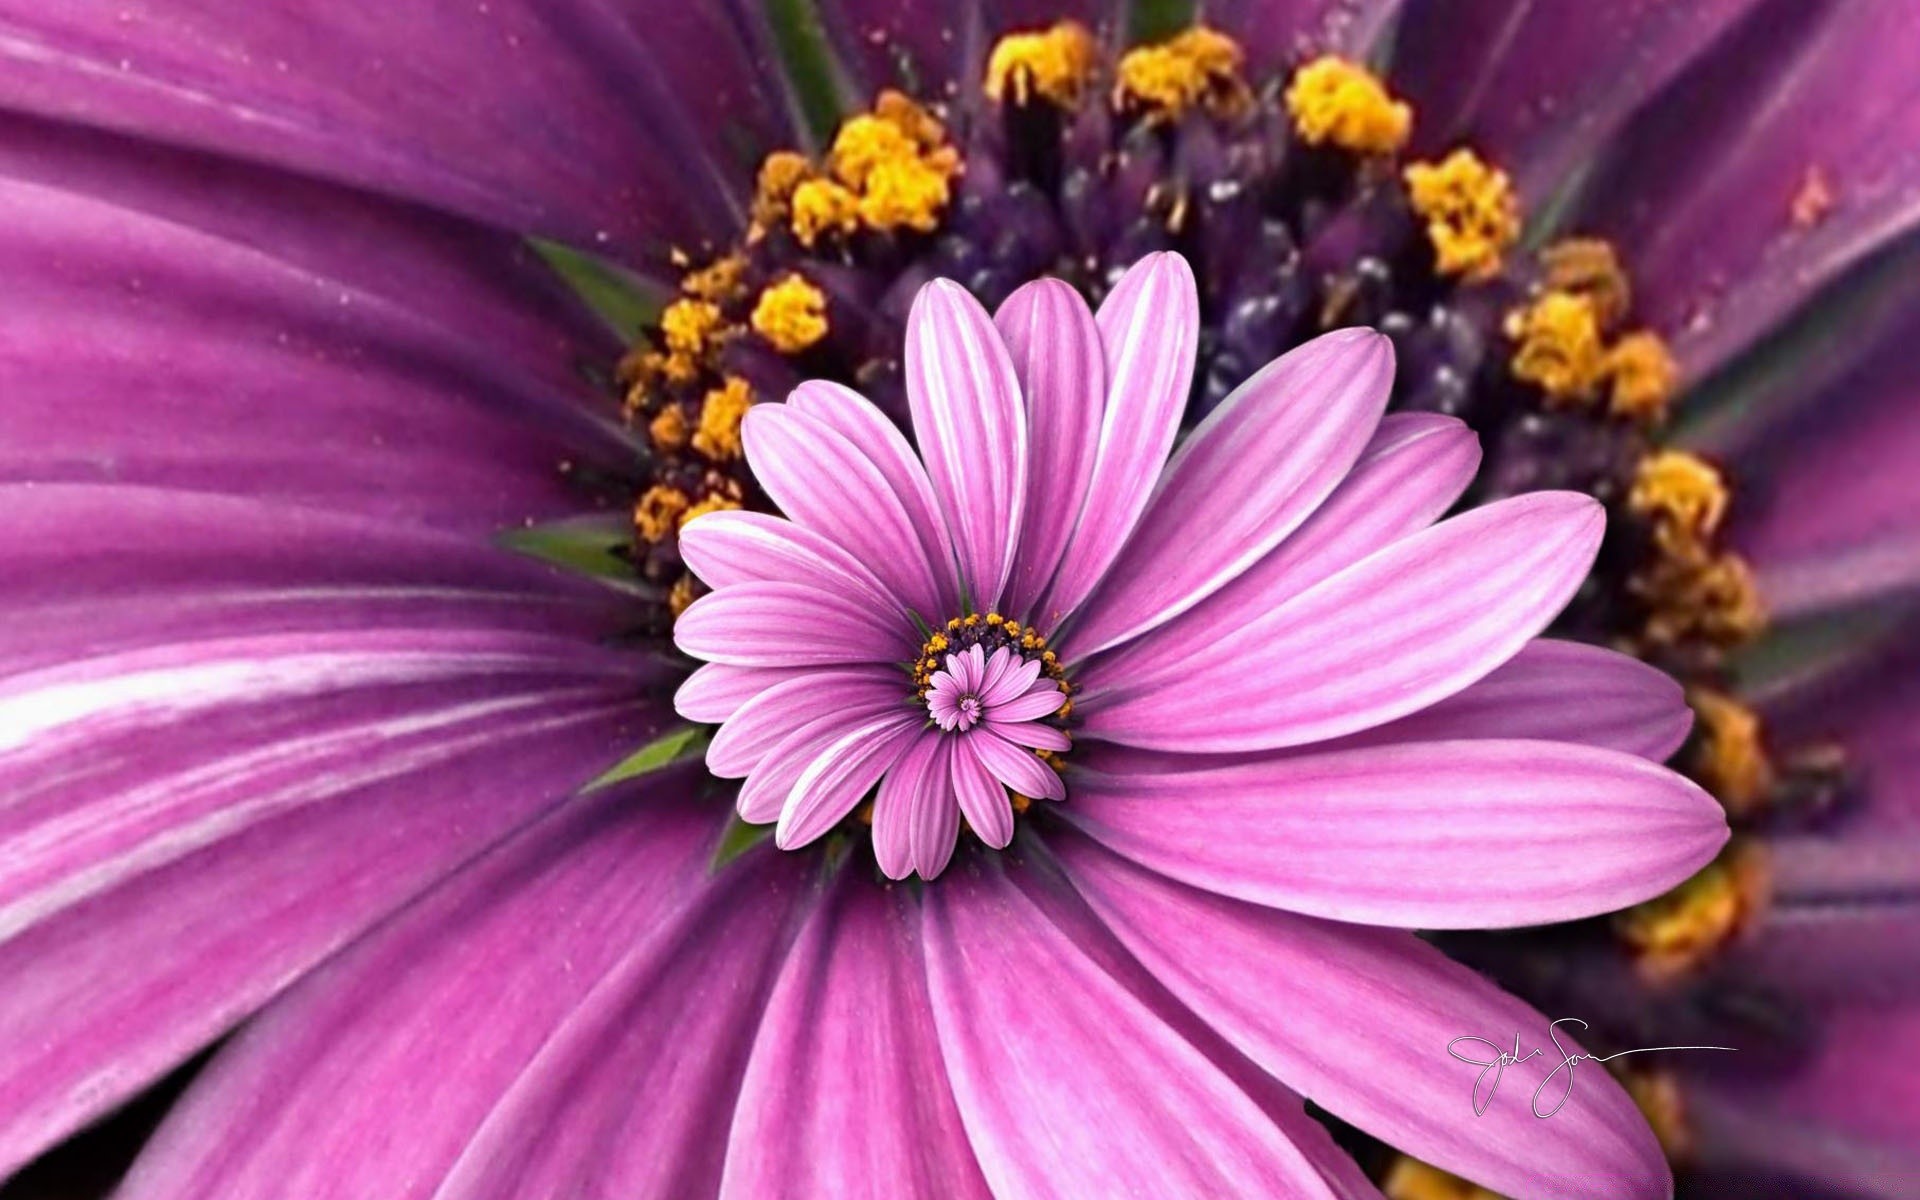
[1404,149,1519,280]
[1284,56,1411,155]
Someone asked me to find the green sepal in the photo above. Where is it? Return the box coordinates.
[584,723,710,793]
[711,815,776,871]
[762,0,854,148]
[531,237,667,341]
[498,514,638,585]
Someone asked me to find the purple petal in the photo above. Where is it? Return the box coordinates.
[703,668,906,777]
[1079,412,1479,696]
[1079,492,1603,752]
[675,581,905,668]
[0,0,799,258]
[968,728,1066,803]
[1062,738,1728,928]
[678,510,907,622]
[1034,252,1198,632]
[952,737,1015,848]
[119,790,800,1198]
[987,679,1065,724]
[775,715,923,849]
[743,402,955,622]
[1064,328,1394,656]
[905,278,1028,609]
[994,278,1107,621]
[736,710,871,824]
[985,718,1071,753]
[1324,639,1694,762]
[719,873,991,1198]
[786,380,961,616]
[1054,835,1672,1199]
[673,664,809,725]
[922,857,1365,1199]
[872,734,948,881]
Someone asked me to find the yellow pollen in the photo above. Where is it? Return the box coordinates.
[1604,331,1679,423]
[1009,791,1034,816]
[1404,150,1520,281]
[647,404,689,452]
[1629,450,1728,559]
[667,573,701,618]
[680,253,747,302]
[985,21,1098,108]
[1505,290,1605,400]
[858,152,956,233]
[1382,1158,1501,1200]
[680,493,743,526]
[1623,1071,1693,1160]
[659,298,724,361]
[1540,238,1631,327]
[1690,689,1775,813]
[1616,849,1767,981]
[691,376,753,461]
[1113,27,1248,120]
[873,89,948,152]
[750,274,830,353]
[1636,551,1766,652]
[633,485,689,543]
[1284,56,1411,155]
[750,150,813,231]
[790,177,862,247]
[828,114,918,190]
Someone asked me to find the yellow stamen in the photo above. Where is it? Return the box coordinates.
[1540,238,1631,327]
[680,253,747,302]
[790,177,862,246]
[1690,689,1775,813]
[691,376,753,461]
[659,298,724,361]
[1382,1158,1501,1200]
[1009,791,1034,816]
[1629,450,1728,560]
[647,404,689,452]
[1505,290,1604,400]
[1113,27,1248,120]
[667,573,701,618]
[633,485,690,543]
[750,274,829,353]
[1404,149,1519,281]
[1284,56,1411,155]
[1636,551,1766,651]
[873,89,948,152]
[750,150,813,231]
[828,113,918,190]
[1616,848,1767,981]
[985,21,1098,108]
[1623,1071,1693,1160]
[681,493,743,526]
[858,152,956,233]
[1604,331,1678,424]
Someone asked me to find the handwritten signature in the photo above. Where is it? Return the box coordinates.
[1448,1018,1733,1118]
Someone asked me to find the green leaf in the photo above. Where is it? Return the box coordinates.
[498,514,637,584]
[585,724,710,792]
[763,0,853,148]
[711,815,776,871]
[1128,0,1197,43]
[531,237,667,340]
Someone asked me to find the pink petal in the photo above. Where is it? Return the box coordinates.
[980,656,1043,707]
[672,664,808,724]
[741,402,952,622]
[1061,739,1728,928]
[987,679,1066,724]
[775,714,922,849]
[1033,252,1198,632]
[719,875,991,1198]
[1079,492,1604,752]
[1064,328,1394,656]
[993,278,1106,621]
[1077,412,1479,697]
[905,279,1027,609]
[968,729,1066,803]
[1055,836,1672,1199]
[703,668,905,777]
[909,738,962,880]
[114,787,800,1199]
[785,380,960,617]
[674,581,899,668]
[921,859,1361,1199]
[952,738,1015,849]
[872,734,945,881]
[678,509,907,625]
[1327,639,1694,761]
[735,712,866,824]
[985,719,1072,753]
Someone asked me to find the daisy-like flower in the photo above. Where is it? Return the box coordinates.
[0,2,1915,1199]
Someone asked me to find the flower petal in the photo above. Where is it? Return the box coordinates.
[952,737,1015,849]
[968,728,1066,803]
[1061,739,1728,928]
[993,278,1106,621]
[905,278,1028,609]
[719,873,991,1198]
[1065,328,1394,656]
[872,734,947,881]
[703,668,906,777]
[679,509,905,621]
[775,714,923,849]
[673,664,809,724]
[922,857,1363,1200]
[1054,834,1672,1199]
[1078,412,1479,696]
[674,581,905,668]
[743,402,954,622]
[119,790,800,1199]
[1034,252,1197,631]
[1079,492,1603,752]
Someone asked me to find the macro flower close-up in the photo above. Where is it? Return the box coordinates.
[1,2,1916,1198]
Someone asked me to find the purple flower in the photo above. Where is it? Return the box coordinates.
[0,2,1916,1198]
